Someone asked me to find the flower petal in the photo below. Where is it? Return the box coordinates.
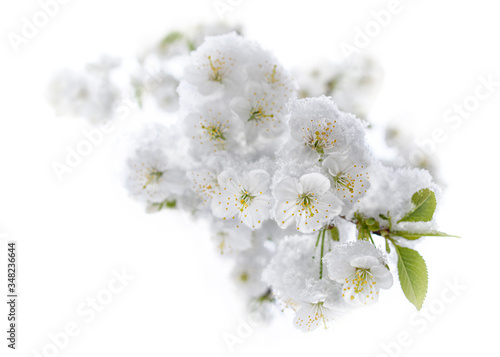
[244,170,270,195]
[370,264,394,289]
[275,177,300,201]
[350,255,379,269]
[275,200,297,229]
[299,173,331,195]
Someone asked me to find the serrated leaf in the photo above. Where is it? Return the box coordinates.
[395,245,428,310]
[391,231,460,240]
[397,188,436,223]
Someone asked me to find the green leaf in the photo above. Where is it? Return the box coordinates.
[366,218,376,225]
[394,245,428,310]
[159,31,184,49]
[391,231,460,240]
[165,199,177,208]
[397,188,437,223]
[379,213,389,221]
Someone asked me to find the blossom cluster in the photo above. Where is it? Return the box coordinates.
[48,26,453,332]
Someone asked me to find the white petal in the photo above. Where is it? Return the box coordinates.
[240,195,270,229]
[296,209,322,233]
[275,177,300,201]
[244,170,270,195]
[316,194,343,219]
[326,260,356,283]
[293,304,334,332]
[275,201,297,229]
[217,170,240,194]
[370,264,394,289]
[350,255,379,269]
[322,156,342,175]
[210,192,240,220]
[342,282,361,305]
[299,173,331,195]
[229,96,252,120]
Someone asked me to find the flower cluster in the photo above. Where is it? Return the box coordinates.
[48,27,455,332]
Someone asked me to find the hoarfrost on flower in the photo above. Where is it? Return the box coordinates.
[210,218,253,255]
[325,240,393,306]
[322,154,371,214]
[183,32,247,95]
[287,96,370,163]
[183,104,242,157]
[124,124,187,204]
[211,169,272,229]
[274,173,343,233]
[263,234,348,331]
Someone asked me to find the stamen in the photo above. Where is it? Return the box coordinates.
[248,106,274,122]
[208,56,223,82]
[201,123,226,142]
[143,168,163,189]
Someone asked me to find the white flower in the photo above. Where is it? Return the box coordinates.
[246,54,297,96]
[211,169,272,229]
[231,82,288,142]
[210,219,252,255]
[322,154,370,212]
[294,56,382,120]
[262,234,348,331]
[183,105,242,156]
[293,302,335,332]
[274,173,343,233]
[47,68,120,122]
[187,169,219,205]
[183,32,247,95]
[231,232,274,299]
[149,73,180,112]
[288,97,344,158]
[328,56,382,120]
[287,97,371,163]
[125,147,185,204]
[325,241,393,306]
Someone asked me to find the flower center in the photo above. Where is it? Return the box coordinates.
[239,272,249,282]
[208,56,223,82]
[248,106,274,122]
[333,172,355,193]
[348,268,375,297]
[238,190,255,212]
[143,168,163,189]
[297,193,317,217]
[201,123,226,142]
[305,129,335,156]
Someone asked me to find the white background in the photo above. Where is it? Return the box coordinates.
[0,0,498,356]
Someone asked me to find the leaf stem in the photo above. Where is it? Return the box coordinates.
[319,229,326,279]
